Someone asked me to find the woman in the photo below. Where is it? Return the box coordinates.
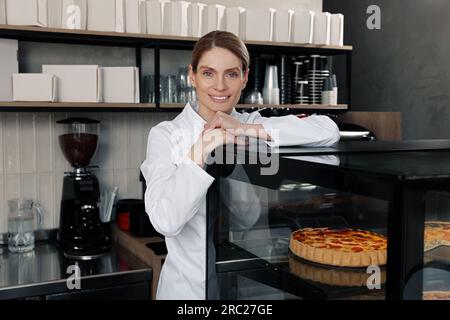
[140,31,340,300]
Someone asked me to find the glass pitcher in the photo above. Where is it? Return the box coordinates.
[7,198,43,253]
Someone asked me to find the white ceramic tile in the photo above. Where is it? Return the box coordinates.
[52,171,65,228]
[0,113,3,174]
[53,113,72,172]
[127,113,145,169]
[3,113,20,174]
[97,169,114,193]
[19,113,37,173]
[92,113,114,170]
[36,113,53,173]
[0,175,5,234]
[112,113,128,170]
[113,169,128,200]
[127,168,141,199]
[20,173,37,200]
[37,173,54,230]
[4,174,20,203]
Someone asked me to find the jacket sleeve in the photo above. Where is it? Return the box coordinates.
[140,125,214,237]
[243,112,340,147]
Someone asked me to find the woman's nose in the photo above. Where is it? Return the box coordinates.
[214,76,227,91]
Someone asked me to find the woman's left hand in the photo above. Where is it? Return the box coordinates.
[204,111,245,135]
[204,111,272,141]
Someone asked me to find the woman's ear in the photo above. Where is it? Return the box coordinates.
[188,64,196,88]
[242,68,250,90]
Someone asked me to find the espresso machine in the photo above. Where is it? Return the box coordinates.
[57,117,110,260]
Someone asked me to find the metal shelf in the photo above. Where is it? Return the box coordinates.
[0,24,353,52]
[0,102,161,112]
[0,24,353,112]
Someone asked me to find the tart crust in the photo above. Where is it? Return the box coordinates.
[289,228,387,268]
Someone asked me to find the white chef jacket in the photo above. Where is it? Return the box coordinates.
[140,101,340,300]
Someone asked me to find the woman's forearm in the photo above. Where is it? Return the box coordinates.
[241,123,272,141]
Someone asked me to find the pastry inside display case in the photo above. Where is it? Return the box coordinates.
[214,179,389,300]
[422,191,450,300]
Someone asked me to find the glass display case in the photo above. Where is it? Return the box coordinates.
[205,141,450,300]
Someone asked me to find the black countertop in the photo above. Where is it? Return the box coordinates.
[0,242,152,300]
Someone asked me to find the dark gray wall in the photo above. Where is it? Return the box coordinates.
[324,0,450,140]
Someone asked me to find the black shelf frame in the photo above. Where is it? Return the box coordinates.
[0,26,352,113]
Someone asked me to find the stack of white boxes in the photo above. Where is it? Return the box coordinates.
[1,0,345,45]
[42,65,102,102]
[87,0,124,32]
[225,7,245,38]
[202,4,225,36]
[146,0,167,35]
[11,65,141,103]
[125,0,147,34]
[330,13,344,46]
[241,8,275,42]
[163,1,190,37]
[292,11,315,44]
[0,0,6,24]
[313,12,331,45]
[61,0,87,30]
[0,39,18,102]
[102,67,140,103]
[189,2,207,38]
[12,74,57,102]
[274,9,294,43]
[6,0,48,27]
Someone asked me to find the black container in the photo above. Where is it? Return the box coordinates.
[115,199,161,237]
[114,199,144,219]
[130,211,160,237]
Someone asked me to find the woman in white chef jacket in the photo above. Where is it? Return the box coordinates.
[140,31,340,300]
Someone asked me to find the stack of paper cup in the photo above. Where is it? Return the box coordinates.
[263,64,280,105]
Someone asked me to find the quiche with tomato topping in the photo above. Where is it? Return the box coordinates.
[424,221,450,252]
[289,228,387,267]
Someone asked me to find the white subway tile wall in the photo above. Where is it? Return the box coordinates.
[0,112,173,233]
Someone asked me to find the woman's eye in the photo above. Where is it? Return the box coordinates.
[226,72,239,79]
[203,71,213,78]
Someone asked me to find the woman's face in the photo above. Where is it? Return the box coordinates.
[189,47,248,118]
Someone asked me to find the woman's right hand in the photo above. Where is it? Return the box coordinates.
[188,128,247,167]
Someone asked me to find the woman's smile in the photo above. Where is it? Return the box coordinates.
[209,95,231,103]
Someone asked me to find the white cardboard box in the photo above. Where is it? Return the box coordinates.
[225,7,245,38]
[6,0,48,27]
[125,0,146,34]
[0,39,18,101]
[13,73,57,102]
[87,0,124,32]
[330,13,344,46]
[292,10,314,44]
[274,9,294,43]
[189,2,206,38]
[61,0,87,30]
[101,67,139,103]
[163,1,191,37]
[47,0,61,28]
[313,12,331,45]
[241,8,275,42]
[42,65,102,102]
[146,0,169,35]
[0,0,6,24]
[202,4,225,36]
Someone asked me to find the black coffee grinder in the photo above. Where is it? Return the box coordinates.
[57,117,110,260]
